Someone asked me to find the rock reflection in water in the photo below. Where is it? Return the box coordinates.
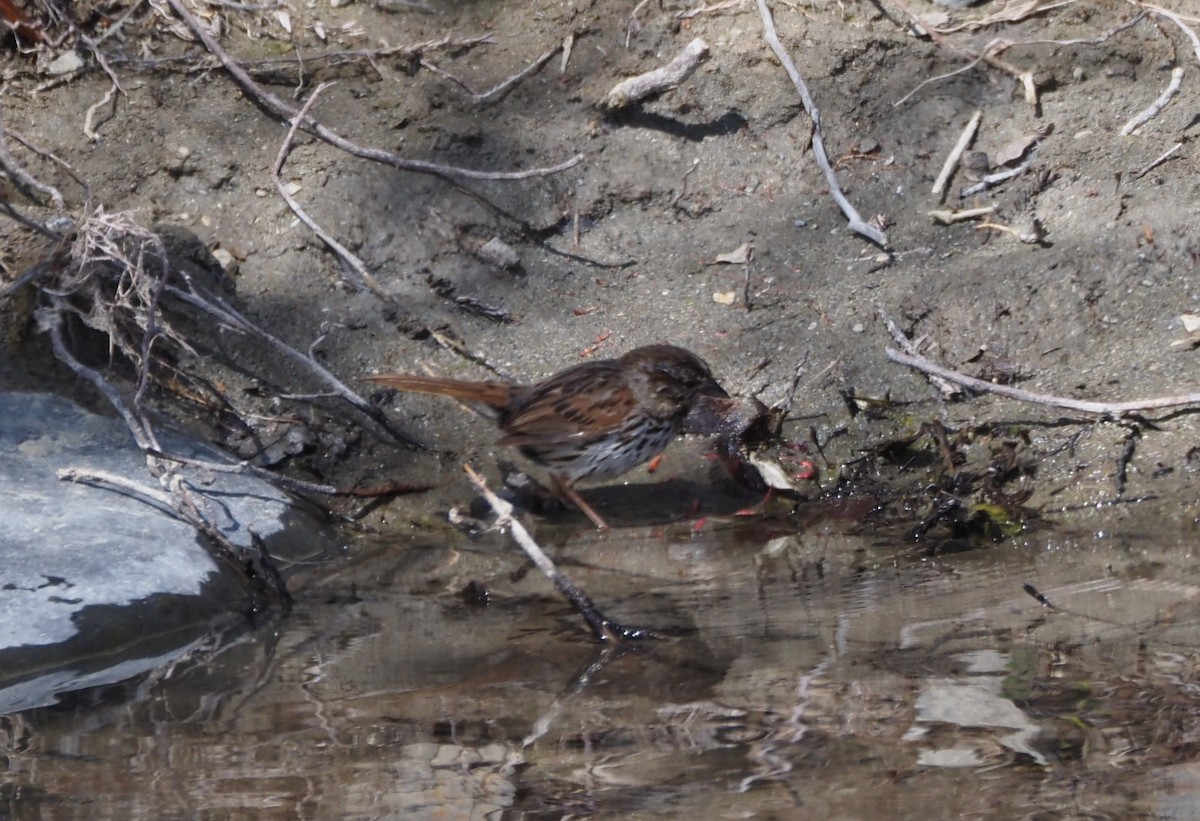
[5,512,1200,819]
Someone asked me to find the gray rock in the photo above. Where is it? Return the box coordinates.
[0,392,332,713]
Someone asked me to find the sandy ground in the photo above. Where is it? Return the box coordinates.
[3,0,1200,535]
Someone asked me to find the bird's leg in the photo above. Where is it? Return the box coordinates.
[552,475,610,530]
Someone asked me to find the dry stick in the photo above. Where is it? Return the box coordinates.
[273,82,390,301]
[1120,66,1184,135]
[472,46,558,103]
[149,448,432,497]
[677,0,749,19]
[134,233,174,410]
[1135,140,1184,177]
[163,281,425,449]
[57,467,178,513]
[600,37,710,110]
[83,81,119,141]
[1140,3,1200,63]
[44,298,160,451]
[44,305,291,602]
[420,45,558,103]
[887,347,1200,415]
[754,0,888,248]
[929,205,995,224]
[959,155,1035,198]
[893,12,1146,109]
[879,306,957,397]
[4,127,91,202]
[560,33,573,74]
[627,0,652,45]
[462,464,652,642]
[163,0,583,182]
[931,109,981,197]
[109,34,494,73]
[0,109,65,209]
[893,40,996,107]
[932,0,1082,34]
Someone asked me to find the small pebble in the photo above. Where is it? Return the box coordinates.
[46,51,84,76]
[478,236,520,270]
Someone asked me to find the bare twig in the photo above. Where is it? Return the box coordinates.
[931,109,981,196]
[887,346,1200,415]
[601,37,710,110]
[1120,66,1184,135]
[43,305,290,603]
[677,0,749,19]
[0,109,65,209]
[83,82,119,141]
[110,34,495,73]
[149,448,433,497]
[895,12,1147,108]
[43,300,161,450]
[934,0,1082,33]
[959,155,1035,198]
[1134,140,1184,177]
[472,46,558,103]
[163,0,584,181]
[3,126,90,202]
[928,205,996,224]
[420,46,558,103]
[204,0,284,8]
[879,306,957,398]
[1139,3,1200,64]
[462,464,652,642]
[893,39,998,108]
[560,33,573,74]
[57,467,179,512]
[375,0,437,12]
[163,281,425,449]
[754,0,888,247]
[273,82,391,300]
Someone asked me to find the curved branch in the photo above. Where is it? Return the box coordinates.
[887,347,1200,415]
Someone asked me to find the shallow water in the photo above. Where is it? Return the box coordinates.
[5,505,1200,820]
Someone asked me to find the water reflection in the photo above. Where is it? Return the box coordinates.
[5,510,1200,819]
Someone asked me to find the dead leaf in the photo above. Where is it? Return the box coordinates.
[912,10,949,31]
[1169,332,1200,350]
[994,133,1038,167]
[712,242,752,265]
[1171,313,1200,349]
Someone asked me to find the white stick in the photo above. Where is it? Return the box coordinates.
[931,109,981,196]
[754,0,888,247]
[601,38,710,110]
[462,465,650,641]
[887,347,1200,415]
[1134,141,1183,178]
[1121,66,1184,136]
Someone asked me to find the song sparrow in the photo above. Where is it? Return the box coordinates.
[367,344,729,529]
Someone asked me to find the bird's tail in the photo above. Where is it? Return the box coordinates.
[364,373,513,414]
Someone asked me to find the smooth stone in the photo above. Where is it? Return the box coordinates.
[0,392,333,713]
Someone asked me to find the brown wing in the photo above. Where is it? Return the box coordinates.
[364,374,514,414]
[496,360,635,447]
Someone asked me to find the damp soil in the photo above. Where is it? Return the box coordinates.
[1,0,1198,524]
